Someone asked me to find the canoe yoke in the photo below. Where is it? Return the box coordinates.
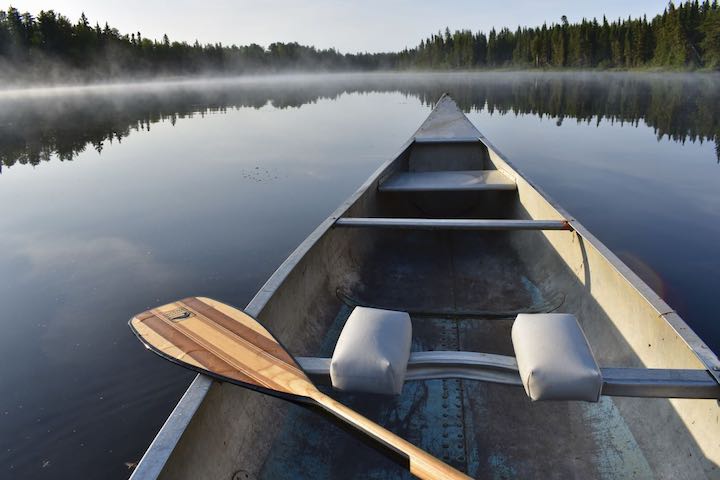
[298,307,720,401]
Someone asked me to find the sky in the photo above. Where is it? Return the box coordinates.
[10,1,670,53]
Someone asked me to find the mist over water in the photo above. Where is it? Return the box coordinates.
[0,72,719,479]
[1,72,719,171]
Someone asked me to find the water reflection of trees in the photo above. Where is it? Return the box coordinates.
[1,73,718,169]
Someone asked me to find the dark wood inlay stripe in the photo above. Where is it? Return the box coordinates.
[136,310,157,321]
[186,310,309,388]
[164,313,290,392]
[138,313,274,389]
[182,297,298,367]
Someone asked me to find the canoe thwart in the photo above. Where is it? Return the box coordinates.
[299,351,522,387]
[379,170,516,192]
[600,368,720,399]
[334,217,572,231]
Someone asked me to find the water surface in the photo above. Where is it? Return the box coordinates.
[0,72,718,479]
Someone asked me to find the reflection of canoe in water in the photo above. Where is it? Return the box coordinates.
[131,95,720,479]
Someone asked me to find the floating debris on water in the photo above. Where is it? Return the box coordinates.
[239,166,282,183]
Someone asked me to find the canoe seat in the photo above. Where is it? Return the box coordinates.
[512,313,602,402]
[330,307,412,395]
[379,170,516,192]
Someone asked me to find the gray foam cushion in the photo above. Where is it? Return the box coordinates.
[330,307,412,395]
[512,313,602,402]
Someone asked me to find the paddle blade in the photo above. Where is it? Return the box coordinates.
[129,297,315,401]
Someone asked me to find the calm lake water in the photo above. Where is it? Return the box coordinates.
[1,72,719,479]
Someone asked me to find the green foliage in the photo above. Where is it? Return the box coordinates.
[1,1,720,79]
[405,1,720,70]
[0,6,394,80]
[701,5,720,67]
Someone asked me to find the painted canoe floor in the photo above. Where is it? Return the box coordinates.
[353,231,545,314]
[257,305,653,479]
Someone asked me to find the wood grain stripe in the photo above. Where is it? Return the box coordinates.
[132,319,204,369]
[136,310,157,321]
[200,298,275,340]
[137,313,261,386]
[182,297,298,366]
[159,312,290,392]
[182,303,307,383]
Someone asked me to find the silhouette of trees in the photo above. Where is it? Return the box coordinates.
[701,2,720,67]
[403,1,720,70]
[1,1,720,82]
[0,7,397,81]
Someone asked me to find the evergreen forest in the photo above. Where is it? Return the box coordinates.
[1,1,720,81]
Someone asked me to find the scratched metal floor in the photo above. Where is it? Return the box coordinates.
[257,231,651,479]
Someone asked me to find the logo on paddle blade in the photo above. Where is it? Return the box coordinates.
[162,308,194,322]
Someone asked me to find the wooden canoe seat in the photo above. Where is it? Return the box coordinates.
[379,170,516,192]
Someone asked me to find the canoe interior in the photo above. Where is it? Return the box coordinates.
[149,105,719,479]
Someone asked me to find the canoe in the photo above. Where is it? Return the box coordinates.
[131,95,720,479]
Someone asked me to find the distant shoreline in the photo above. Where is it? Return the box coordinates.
[1,1,719,87]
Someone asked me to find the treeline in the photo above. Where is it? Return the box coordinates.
[401,1,720,69]
[1,1,720,82]
[0,8,394,81]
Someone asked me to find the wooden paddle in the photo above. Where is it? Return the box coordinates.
[129,296,472,480]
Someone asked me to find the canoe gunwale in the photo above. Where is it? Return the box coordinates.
[130,375,213,479]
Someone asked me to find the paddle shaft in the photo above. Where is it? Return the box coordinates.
[311,390,472,480]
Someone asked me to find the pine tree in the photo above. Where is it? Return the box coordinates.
[474,32,487,66]
[700,5,720,66]
[487,28,497,65]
